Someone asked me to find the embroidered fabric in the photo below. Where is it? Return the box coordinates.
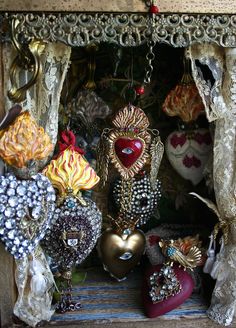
[189,44,236,326]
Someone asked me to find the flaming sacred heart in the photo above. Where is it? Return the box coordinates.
[114,138,144,168]
[98,229,146,281]
[165,128,212,185]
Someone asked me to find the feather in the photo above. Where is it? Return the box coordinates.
[150,136,164,189]
[189,192,220,218]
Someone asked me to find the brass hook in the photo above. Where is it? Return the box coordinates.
[83,43,98,90]
[8,18,45,103]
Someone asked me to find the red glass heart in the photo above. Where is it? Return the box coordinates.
[142,264,194,318]
[114,138,143,168]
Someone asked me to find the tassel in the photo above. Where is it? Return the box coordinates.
[203,233,216,274]
[210,237,225,280]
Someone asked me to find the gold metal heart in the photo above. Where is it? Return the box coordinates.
[98,229,146,280]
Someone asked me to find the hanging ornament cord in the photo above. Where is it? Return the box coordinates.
[135,0,158,95]
[56,275,81,313]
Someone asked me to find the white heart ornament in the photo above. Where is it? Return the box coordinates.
[165,129,212,185]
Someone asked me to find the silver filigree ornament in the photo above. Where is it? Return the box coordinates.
[0,173,55,259]
[42,196,102,271]
[112,173,161,226]
[149,264,182,303]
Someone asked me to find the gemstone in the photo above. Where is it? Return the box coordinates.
[114,138,144,168]
[67,200,76,208]
[7,230,14,239]
[0,204,5,213]
[17,185,27,196]
[7,188,15,196]
[5,219,15,229]
[17,209,25,218]
[28,183,38,193]
[32,207,41,219]
[8,196,18,207]
[123,228,132,236]
[37,180,44,188]
[10,181,18,189]
[5,207,14,217]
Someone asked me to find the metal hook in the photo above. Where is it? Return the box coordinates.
[8,18,45,103]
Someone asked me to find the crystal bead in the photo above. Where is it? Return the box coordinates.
[0,204,5,213]
[5,219,14,229]
[29,183,38,193]
[10,181,18,189]
[7,230,14,239]
[7,188,15,196]
[5,207,14,217]
[37,180,44,188]
[17,185,27,196]
[17,209,25,218]
[8,196,18,207]
[32,207,41,219]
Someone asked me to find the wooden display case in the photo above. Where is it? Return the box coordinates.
[1,1,236,328]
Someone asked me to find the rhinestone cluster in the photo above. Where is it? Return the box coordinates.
[112,174,161,226]
[149,265,181,303]
[0,173,55,259]
[42,197,102,270]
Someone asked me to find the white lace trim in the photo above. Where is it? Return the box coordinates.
[190,43,236,326]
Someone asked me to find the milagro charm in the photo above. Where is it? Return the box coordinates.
[143,236,202,318]
[98,215,146,281]
[42,144,102,312]
[97,104,164,188]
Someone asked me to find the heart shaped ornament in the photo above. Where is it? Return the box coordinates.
[0,173,55,259]
[114,138,144,169]
[98,228,146,281]
[165,128,212,185]
[142,264,194,318]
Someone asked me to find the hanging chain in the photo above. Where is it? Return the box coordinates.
[56,277,81,313]
[143,40,156,85]
[119,178,133,214]
[135,1,158,95]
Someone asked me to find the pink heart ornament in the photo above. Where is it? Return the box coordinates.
[165,128,212,185]
[142,264,194,318]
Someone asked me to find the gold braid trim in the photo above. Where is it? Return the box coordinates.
[190,192,236,245]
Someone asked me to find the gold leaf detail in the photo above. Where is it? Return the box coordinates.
[0,111,53,168]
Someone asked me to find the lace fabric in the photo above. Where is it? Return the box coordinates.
[14,246,55,327]
[3,42,71,145]
[189,44,236,325]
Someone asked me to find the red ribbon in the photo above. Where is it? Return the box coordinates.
[58,130,85,155]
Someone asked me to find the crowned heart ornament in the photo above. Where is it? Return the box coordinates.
[98,217,146,281]
[165,128,212,185]
[42,145,101,271]
[98,228,145,281]
[42,141,102,312]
